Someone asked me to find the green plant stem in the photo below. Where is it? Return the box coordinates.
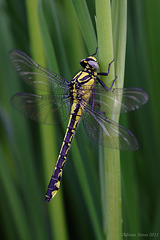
[25,1,68,240]
[96,0,127,239]
[96,0,115,236]
[112,0,127,90]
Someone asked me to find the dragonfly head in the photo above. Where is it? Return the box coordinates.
[80,56,100,71]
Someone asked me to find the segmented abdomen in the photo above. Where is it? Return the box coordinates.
[45,103,81,203]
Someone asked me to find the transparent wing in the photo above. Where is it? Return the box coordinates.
[11,93,70,125]
[9,49,69,93]
[81,103,139,151]
[88,86,148,113]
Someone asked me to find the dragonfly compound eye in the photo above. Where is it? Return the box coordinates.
[88,60,99,71]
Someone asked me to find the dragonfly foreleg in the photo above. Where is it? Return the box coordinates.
[97,59,115,77]
[97,75,117,91]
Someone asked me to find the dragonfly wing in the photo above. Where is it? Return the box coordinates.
[9,49,69,93]
[11,93,70,124]
[90,87,148,113]
[82,104,139,151]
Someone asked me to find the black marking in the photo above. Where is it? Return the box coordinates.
[65,132,73,143]
[52,167,62,181]
[80,74,91,81]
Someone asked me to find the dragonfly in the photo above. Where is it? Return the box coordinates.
[10,49,148,203]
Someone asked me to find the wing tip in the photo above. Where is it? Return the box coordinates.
[122,128,139,151]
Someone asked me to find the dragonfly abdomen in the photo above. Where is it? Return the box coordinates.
[45,103,82,203]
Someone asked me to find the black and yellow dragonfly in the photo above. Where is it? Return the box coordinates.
[10,49,148,203]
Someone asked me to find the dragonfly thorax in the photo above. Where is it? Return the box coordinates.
[80,56,99,71]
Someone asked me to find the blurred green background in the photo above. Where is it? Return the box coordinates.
[0,0,160,240]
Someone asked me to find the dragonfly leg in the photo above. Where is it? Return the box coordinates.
[97,75,117,91]
[97,110,106,117]
[91,47,98,56]
[109,75,117,90]
[97,59,115,77]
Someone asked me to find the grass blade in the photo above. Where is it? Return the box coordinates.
[25,0,68,239]
[72,0,97,53]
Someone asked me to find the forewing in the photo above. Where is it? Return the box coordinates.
[82,104,139,151]
[89,87,148,113]
[11,93,70,124]
[9,49,69,93]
